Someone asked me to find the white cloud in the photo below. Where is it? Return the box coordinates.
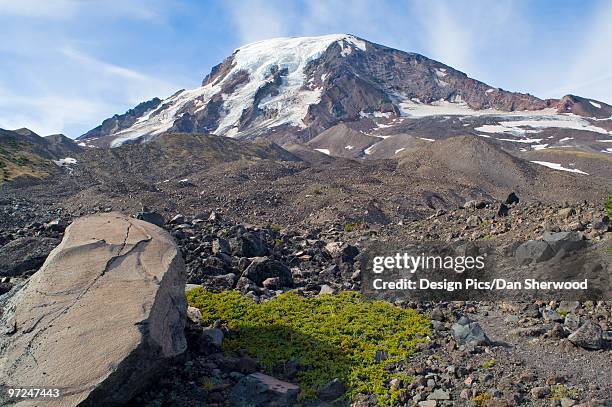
[0,0,77,19]
[0,0,162,21]
[553,1,612,101]
[227,0,291,44]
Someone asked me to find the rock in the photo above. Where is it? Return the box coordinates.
[207,273,238,290]
[0,213,186,406]
[530,386,550,399]
[231,232,268,257]
[201,327,224,348]
[515,240,554,265]
[568,320,603,349]
[187,306,203,324]
[317,378,346,401]
[169,214,185,224]
[560,397,577,407]
[466,215,482,227]
[557,207,575,219]
[242,257,293,287]
[325,241,359,261]
[427,389,450,400]
[212,238,231,255]
[542,309,564,322]
[0,236,60,277]
[319,284,335,295]
[136,211,165,227]
[230,372,299,406]
[430,307,445,321]
[464,200,487,210]
[262,277,281,289]
[505,192,520,205]
[451,316,490,345]
[496,203,509,217]
[43,218,67,232]
[542,231,586,253]
[418,400,438,406]
[564,314,581,331]
[208,211,221,222]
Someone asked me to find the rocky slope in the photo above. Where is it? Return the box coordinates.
[0,128,81,184]
[1,197,610,406]
[78,34,612,155]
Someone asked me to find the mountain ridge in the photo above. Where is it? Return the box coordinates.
[77,34,610,150]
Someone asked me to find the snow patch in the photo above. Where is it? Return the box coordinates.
[314,148,331,155]
[419,137,435,142]
[395,148,405,154]
[530,161,589,175]
[498,138,543,144]
[589,100,601,109]
[53,157,77,166]
[345,145,354,150]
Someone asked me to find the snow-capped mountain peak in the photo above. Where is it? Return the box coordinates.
[80,34,611,148]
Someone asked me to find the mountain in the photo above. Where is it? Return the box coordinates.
[0,128,81,183]
[79,34,611,154]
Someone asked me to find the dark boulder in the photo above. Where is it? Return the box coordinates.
[543,231,586,253]
[504,192,520,205]
[451,316,490,345]
[242,257,293,287]
[136,211,165,227]
[515,240,554,265]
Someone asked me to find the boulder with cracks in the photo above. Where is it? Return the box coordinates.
[0,213,187,406]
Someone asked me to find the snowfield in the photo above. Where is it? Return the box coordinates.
[530,161,589,175]
[107,34,367,147]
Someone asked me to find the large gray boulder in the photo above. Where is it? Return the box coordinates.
[542,231,586,253]
[242,256,293,287]
[0,213,187,406]
[568,320,604,350]
[451,316,490,346]
[515,240,554,265]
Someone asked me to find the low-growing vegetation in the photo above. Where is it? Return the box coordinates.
[605,195,612,218]
[482,358,497,369]
[186,289,431,404]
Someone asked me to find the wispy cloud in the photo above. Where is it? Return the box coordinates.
[227,0,292,44]
[0,0,163,21]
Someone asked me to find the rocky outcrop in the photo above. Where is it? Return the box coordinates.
[78,97,162,140]
[0,213,186,406]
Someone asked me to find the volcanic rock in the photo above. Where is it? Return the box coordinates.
[0,213,187,406]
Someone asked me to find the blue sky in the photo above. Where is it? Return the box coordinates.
[0,0,610,138]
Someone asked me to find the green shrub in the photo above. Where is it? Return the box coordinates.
[472,392,492,406]
[605,195,612,218]
[549,384,578,401]
[343,222,364,232]
[482,358,497,369]
[186,289,431,404]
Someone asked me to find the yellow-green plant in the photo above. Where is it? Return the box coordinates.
[186,289,431,405]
